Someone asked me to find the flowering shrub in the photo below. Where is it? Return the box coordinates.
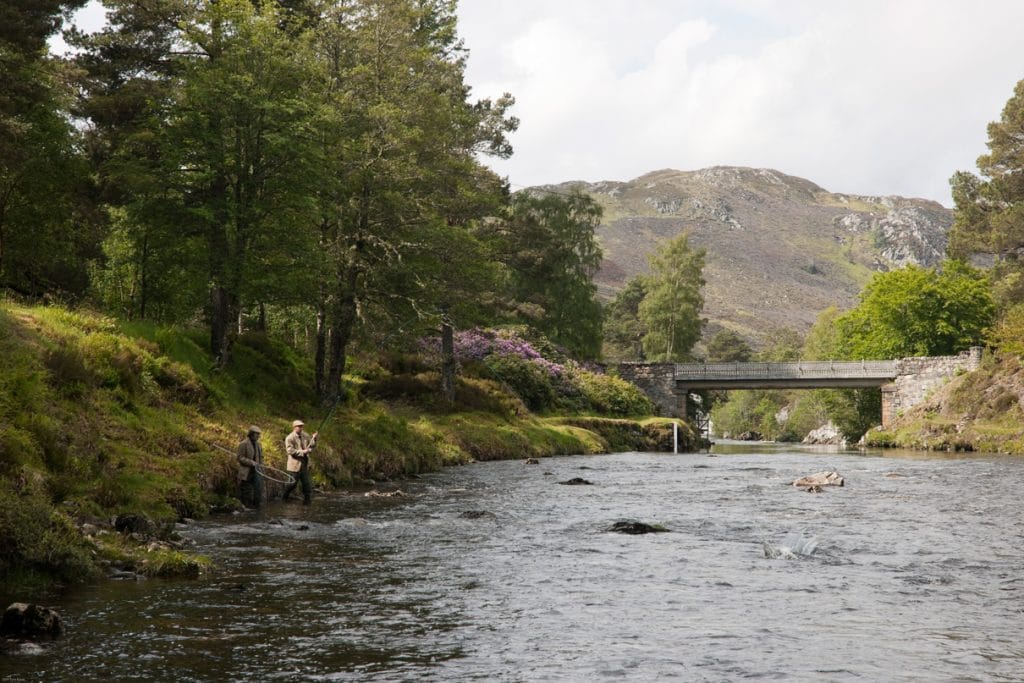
[418,328,565,377]
[415,327,655,417]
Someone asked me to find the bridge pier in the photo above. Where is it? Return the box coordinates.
[616,363,687,418]
[880,383,897,428]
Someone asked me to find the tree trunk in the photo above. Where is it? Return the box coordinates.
[210,284,237,367]
[314,294,327,398]
[323,263,359,404]
[256,302,267,331]
[440,315,456,405]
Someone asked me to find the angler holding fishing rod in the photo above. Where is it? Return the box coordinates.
[283,419,318,504]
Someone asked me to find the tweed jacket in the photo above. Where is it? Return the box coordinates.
[284,430,316,472]
[236,437,263,481]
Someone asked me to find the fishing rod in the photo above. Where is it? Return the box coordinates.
[211,442,295,485]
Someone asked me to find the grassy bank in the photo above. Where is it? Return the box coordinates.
[0,303,690,594]
[865,352,1024,454]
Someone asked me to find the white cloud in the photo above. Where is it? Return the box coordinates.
[54,1,1024,205]
[459,0,1024,205]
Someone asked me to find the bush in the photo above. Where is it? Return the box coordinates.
[453,377,526,417]
[987,302,1024,356]
[0,486,99,587]
[486,355,557,412]
[571,369,654,416]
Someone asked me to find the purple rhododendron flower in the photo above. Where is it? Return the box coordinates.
[418,327,566,376]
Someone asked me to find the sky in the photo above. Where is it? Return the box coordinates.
[60,0,1024,206]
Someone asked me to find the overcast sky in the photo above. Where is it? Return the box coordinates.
[63,0,1024,206]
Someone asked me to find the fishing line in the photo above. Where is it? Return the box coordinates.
[254,463,295,485]
[211,442,296,485]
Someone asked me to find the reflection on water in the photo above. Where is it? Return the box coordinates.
[3,443,1024,681]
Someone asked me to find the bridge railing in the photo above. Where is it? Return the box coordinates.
[673,360,898,380]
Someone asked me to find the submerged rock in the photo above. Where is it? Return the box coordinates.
[1,604,65,641]
[609,521,669,535]
[365,489,406,498]
[558,477,593,486]
[793,471,844,488]
[458,510,495,519]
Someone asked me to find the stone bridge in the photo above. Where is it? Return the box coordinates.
[616,347,982,427]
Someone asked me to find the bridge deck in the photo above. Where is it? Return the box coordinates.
[673,360,898,389]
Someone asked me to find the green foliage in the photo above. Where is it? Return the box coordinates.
[485,354,556,412]
[832,261,994,359]
[706,329,753,362]
[638,232,706,361]
[551,417,687,452]
[489,190,605,358]
[711,390,784,440]
[0,485,100,589]
[987,302,1024,356]
[0,1,96,299]
[570,369,654,417]
[948,79,1024,262]
[602,276,647,360]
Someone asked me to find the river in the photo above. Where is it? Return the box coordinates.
[3,443,1023,681]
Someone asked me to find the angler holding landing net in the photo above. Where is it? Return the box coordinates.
[283,419,318,504]
[236,425,265,509]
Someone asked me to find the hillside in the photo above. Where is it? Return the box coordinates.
[539,167,951,346]
[0,304,684,593]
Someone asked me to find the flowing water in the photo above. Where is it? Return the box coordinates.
[3,443,1024,681]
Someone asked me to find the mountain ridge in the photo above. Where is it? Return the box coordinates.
[534,166,952,348]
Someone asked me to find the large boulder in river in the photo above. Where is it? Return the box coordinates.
[1,603,65,641]
[793,471,844,488]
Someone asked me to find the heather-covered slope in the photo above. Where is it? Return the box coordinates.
[540,166,951,345]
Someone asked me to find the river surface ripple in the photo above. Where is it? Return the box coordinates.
[3,443,1024,682]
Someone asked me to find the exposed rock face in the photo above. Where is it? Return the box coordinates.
[534,167,951,347]
[802,422,846,446]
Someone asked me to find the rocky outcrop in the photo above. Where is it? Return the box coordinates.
[802,422,845,445]
[1,604,64,641]
[541,167,952,347]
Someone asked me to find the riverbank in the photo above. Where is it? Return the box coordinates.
[0,303,692,594]
[865,351,1024,454]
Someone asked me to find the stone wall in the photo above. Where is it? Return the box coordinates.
[615,363,682,417]
[881,347,982,424]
